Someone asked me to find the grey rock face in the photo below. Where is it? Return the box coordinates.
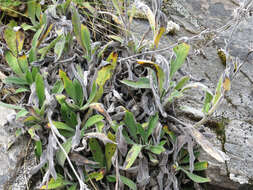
[133,0,253,189]
[164,0,253,188]
[0,106,36,190]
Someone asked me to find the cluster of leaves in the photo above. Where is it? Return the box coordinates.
[0,0,231,189]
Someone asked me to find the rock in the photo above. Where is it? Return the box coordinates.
[133,0,253,189]
[164,0,253,188]
[0,106,36,189]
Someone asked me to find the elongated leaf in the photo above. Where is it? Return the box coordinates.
[137,60,165,94]
[87,170,105,181]
[18,54,29,74]
[56,137,73,167]
[112,0,123,16]
[4,22,17,56]
[51,121,75,132]
[181,82,213,95]
[84,132,116,145]
[27,0,36,25]
[170,43,190,79]
[203,92,213,113]
[145,113,158,143]
[35,73,45,108]
[40,175,72,189]
[51,80,64,94]
[121,77,150,89]
[106,175,137,190]
[73,79,83,106]
[146,144,165,154]
[105,132,116,171]
[4,76,29,85]
[29,26,44,62]
[89,138,105,167]
[135,1,155,32]
[183,161,208,171]
[16,109,29,119]
[187,126,229,163]
[82,114,104,134]
[5,50,23,76]
[15,87,29,94]
[212,76,222,106]
[175,76,190,90]
[16,28,25,54]
[54,35,66,61]
[124,144,142,169]
[80,25,91,60]
[178,167,210,183]
[35,140,42,157]
[59,69,75,101]
[154,27,166,49]
[124,111,138,142]
[0,101,23,110]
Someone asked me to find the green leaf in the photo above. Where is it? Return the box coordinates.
[16,109,29,119]
[35,140,42,157]
[145,113,158,143]
[107,175,137,190]
[59,69,76,101]
[32,67,39,81]
[124,111,138,142]
[203,92,213,113]
[137,60,165,94]
[112,0,123,16]
[4,76,29,85]
[80,82,97,110]
[121,77,150,89]
[27,0,36,25]
[40,175,72,189]
[5,50,23,76]
[124,144,142,169]
[0,101,23,110]
[35,73,45,108]
[182,161,209,171]
[29,26,44,62]
[54,35,66,61]
[165,90,183,103]
[145,144,165,154]
[175,76,190,90]
[73,79,83,106]
[51,80,64,94]
[163,125,177,143]
[39,35,62,59]
[81,114,104,135]
[15,87,29,94]
[105,132,116,171]
[80,24,91,60]
[170,43,190,79]
[4,23,17,56]
[67,184,77,190]
[212,76,223,106]
[89,138,105,167]
[87,171,104,181]
[56,137,73,167]
[25,71,33,84]
[178,166,211,183]
[17,54,29,74]
[51,121,75,132]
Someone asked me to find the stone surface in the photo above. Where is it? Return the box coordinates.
[0,106,35,190]
[133,0,253,189]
